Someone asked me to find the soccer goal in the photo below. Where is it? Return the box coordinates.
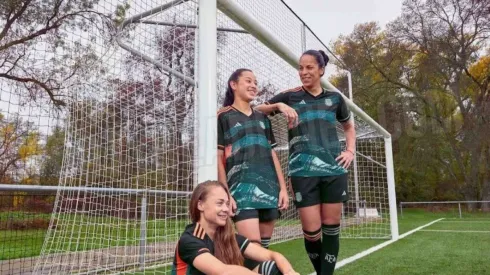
[27,0,398,273]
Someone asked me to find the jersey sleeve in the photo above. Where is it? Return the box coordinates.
[235,234,251,254]
[265,117,277,149]
[217,115,225,151]
[336,94,351,123]
[178,233,211,265]
[265,92,290,116]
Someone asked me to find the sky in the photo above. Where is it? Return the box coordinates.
[283,0,404,47]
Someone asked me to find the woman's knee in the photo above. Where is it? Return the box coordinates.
[321,203,342,224]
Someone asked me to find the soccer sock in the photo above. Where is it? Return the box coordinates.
[321,224,340,275]
[258,260,282,275]
[261,237,271,249]
[303,228,322,274]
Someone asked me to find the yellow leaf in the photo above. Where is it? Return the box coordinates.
[18,133,41,161]
[469,56,490,82]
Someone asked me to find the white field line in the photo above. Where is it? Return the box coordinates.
[419,229,490,233]
[438,220,490,223]
[444,218,490,221]
[307,218,445,275]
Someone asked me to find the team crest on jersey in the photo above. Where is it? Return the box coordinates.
[295,192,302,202]
[325,98,333,106]
[259,121,266,129]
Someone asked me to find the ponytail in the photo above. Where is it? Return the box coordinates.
[223,68,252,107]
[318,50,329,66]
[302,49,329,76]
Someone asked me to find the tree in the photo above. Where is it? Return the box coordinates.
[40,126,64,186]
[0,113,41,183]
[0,0,128,107]
[330,0,490,203]
[59,24,227,191]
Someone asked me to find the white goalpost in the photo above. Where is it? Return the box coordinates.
[26,0,399,273]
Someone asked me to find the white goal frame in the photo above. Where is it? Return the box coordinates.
[116,0,399,240]
[28,0,400,273]
[114,0,399,241]
[201,0,399,240]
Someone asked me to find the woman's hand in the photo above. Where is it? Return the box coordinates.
[277,103,298,129]
[335,150,355,169]
[278,188,289,210]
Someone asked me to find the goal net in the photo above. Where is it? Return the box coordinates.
[0,0,400,273]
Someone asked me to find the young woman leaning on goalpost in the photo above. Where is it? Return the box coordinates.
[255,50,356,275]
[217,69,289,270]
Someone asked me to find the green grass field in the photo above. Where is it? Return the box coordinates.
[274,210,490,275]
[1,209,489,274]
[127,209,489,275]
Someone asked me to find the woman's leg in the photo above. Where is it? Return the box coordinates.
[258,209,281,249]
[320,203,342,275]
[291,176,323,274]
[259,220,275,249]
[253,261,283,275]
[298,205,322,274]
[319,174,348,275]
[235,210,262,269]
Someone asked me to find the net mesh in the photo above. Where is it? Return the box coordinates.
[0,0,394,273]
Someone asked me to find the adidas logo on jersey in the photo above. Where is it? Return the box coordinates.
[299,100,306,104]
[342,190,347,196]
[234,122,242,128]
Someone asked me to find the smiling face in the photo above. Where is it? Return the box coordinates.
[197,185,230,227]
[299,54,324,90]
[230,70,257,103]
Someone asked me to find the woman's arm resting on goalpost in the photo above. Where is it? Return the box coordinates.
[255,103,298,129]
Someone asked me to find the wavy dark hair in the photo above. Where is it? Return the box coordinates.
[223,68,253,107]
[302,49,329,76]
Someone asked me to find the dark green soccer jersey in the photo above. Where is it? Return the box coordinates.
[266,86,351,177]
[217,106,279,210]
[171,223,250,275]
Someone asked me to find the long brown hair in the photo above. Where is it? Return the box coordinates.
[189,181,244,265]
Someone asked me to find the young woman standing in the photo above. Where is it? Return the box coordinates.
[256,50,356,275]
[217,69,289,268]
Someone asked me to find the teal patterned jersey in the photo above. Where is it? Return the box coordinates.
[266,86,351,177]
[217,106,279,210]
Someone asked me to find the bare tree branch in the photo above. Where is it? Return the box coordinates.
[0,0,33,41]
[0,73,65,106]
